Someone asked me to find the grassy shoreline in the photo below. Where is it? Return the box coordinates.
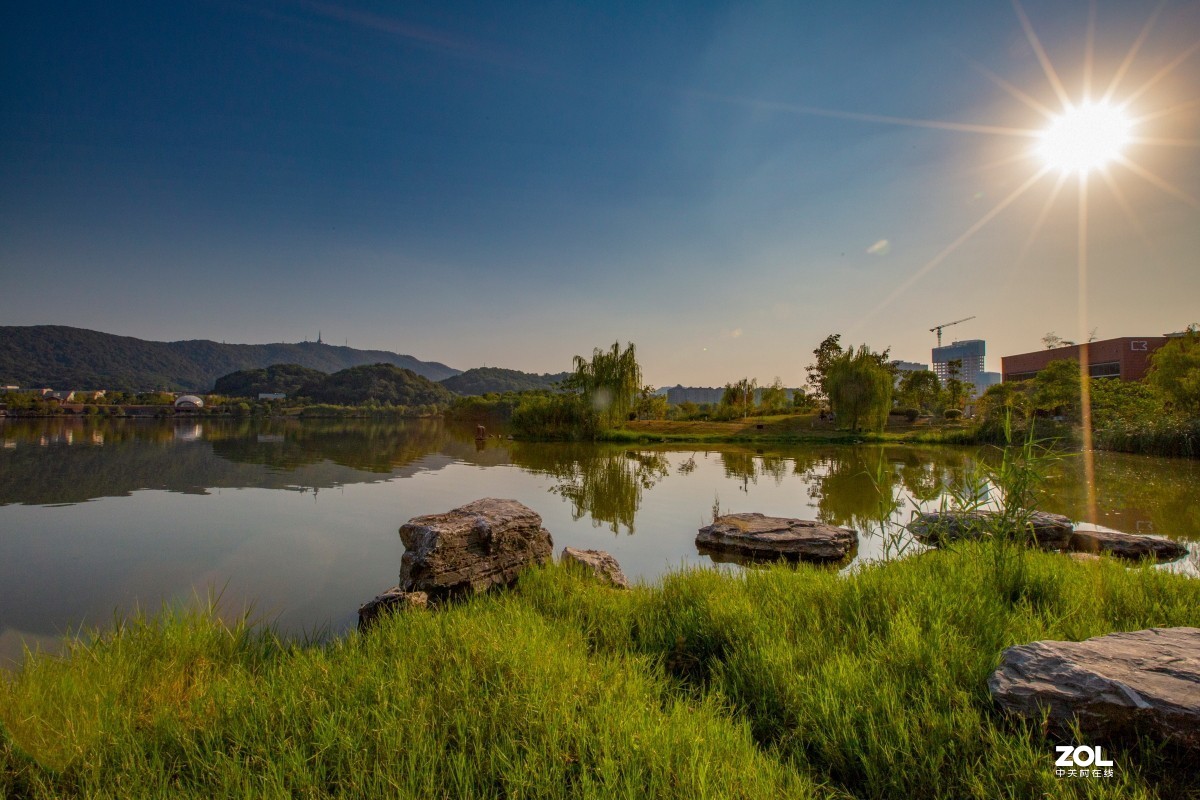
[3,543,1198,798]
[589,413,995,445]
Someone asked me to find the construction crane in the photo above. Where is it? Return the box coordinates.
[930,316,975,347]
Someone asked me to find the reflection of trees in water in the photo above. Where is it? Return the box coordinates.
[891,447,976,506]
[1037,451,1200,539]
[508,443,669,534]
[718,449,823,493]
[211,419,447,473]
[800,447,902,530]
[0,418,452,505]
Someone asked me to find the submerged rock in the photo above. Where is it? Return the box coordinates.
[398,498,554,600]
[696,513,857,563]
[1068,528,1188,562]
[989,627,1200,751]
[908,510,1073,549]
[357,588,428,630]
[560,547,629,588]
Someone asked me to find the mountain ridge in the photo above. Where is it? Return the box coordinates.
[0,325,460,392]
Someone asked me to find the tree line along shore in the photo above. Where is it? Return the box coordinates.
[4,330,1197,457]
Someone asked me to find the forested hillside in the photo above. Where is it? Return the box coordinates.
[213,364,327,397]
[0,326,459,391]
[299,364,454,407]
[440,367,569,395]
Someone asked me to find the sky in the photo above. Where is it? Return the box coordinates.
[2,0,1198,386]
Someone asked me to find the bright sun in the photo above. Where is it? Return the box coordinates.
[1038,101,1132,174]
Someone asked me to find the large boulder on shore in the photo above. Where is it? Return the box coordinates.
[398,498,554,600]
[1069,528,1188,562]
[989,627,1200,751]
[696,513,857,563]
[908,510,1073,549]
[560,547,629,588]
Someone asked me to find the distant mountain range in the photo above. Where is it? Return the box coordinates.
[0,326,460,392]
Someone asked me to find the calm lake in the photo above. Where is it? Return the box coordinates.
[2,418,1196,665]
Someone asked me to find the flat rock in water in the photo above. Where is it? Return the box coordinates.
[560,547,629,588]
[399,498,553,600]
[989,627,1200,751]
[1069,529,1188,562]
[696,513,857,563]
[357,588,428,630]
[908,510,1073,548]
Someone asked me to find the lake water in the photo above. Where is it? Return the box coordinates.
[2,418,1196,665]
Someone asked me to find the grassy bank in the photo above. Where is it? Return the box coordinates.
[4,544,1198,798]
[595,413,983,444]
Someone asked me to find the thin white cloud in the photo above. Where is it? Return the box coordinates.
[867,239,891,256]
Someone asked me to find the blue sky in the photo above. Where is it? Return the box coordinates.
[2,1,1198,385]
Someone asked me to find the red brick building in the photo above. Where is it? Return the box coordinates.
[1001,337,1170,382]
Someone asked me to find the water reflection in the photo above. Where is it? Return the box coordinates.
[1,419,1195,664]
[507,443,670,534]
[2,420,1196,547]
[0,418,459,505]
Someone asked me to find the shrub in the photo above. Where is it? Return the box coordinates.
[943,408,963,420]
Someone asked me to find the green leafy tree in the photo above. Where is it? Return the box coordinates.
[758,377,788,414]
[896,370,940,413]
[976,381,1032,425]
[1147,328,1200,416]
[634,386,669,420]
[941,359,971,412]
[825,345,893,433]
[806,334,844,403]
[791,388,814,411]
[565,342,642,430]
[720,378,757,418]
[1033,359,1082,418]
[1089,378,1163,427]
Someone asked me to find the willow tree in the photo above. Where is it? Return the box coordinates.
[825,345,893,433]
[567,341,642,431]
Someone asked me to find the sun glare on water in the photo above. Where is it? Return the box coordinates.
[1038,102,1132,174]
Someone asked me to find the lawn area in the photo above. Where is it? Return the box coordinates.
[3,543,1198,798]
[606,412,973,443]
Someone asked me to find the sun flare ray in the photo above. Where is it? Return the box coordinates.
[1015,170,1071,267]
[1114,154,1200,207]
[1101,1,1166,103]
[1120,37,1200,108]
[861,166,1052,322]
[963,57,1058,119]
[1133,96,1200,124]
[1012,0,1073,108]
[1130,136,1200,148]
[1096,166,1151,248]
[1083,0,1096,100]
[692,91,1041,137]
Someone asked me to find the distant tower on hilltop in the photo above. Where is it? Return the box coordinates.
[317,330,322,344]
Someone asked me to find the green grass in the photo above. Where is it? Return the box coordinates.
[593,414,979,445]
[4,544,1199,798]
